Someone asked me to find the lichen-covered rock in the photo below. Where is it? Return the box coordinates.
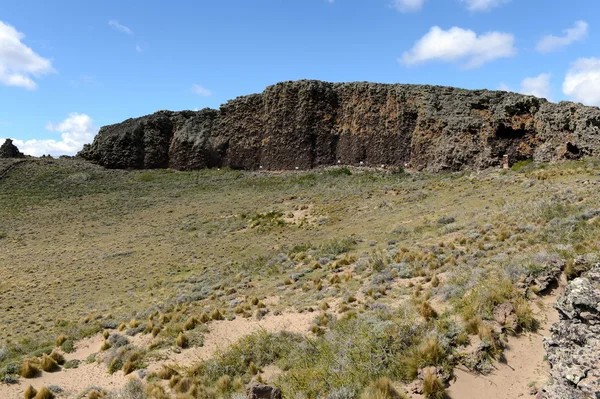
[540,264,600,398]
[78,80,600,171]
[0,139,24,158]
[246,382,282,399]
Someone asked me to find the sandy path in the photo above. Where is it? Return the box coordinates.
[444,289,560,399]
[0,312,314,398]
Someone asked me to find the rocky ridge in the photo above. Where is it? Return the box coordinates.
[78,80,600,171]
[541,264,600,398]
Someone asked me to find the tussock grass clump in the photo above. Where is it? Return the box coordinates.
[55,335,67,347]
[40,354,59,372]
[419,302,437,321]
[184,317,198,331]
[33,387,54,399]
[211,309,224,321]
[156,364,178,380]
[199,312,210,323]
[87,390,106,399]
[49,350,65,365]
[216,375,232,394]
[176,333,189,348]
[20,359,40,378]
[169,375,181,388]
[361,377,407,399]
[24,385,37,399]
[174,377,195,393]
[397,338,447,381]
[101,340,111,351]
[422,370,446,399]
[144,382,168,399]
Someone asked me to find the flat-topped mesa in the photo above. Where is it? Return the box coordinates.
[0,139,24,159]
[78,80,600,171]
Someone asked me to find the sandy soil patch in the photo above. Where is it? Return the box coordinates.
[443,287,561,399]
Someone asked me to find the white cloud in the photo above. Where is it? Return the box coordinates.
[536,21,588,53]
[0,113,98,156]
[136,45,143,53]
[563,58,600,106]
[400,26,516,69]
[460,0,509,11]
[520,73,551,99]
[392,0,426,12]
[191,84,212,96]
[108,20,133,35]
[0,21,54,90]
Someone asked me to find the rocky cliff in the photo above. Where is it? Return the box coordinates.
[78,80,600,171]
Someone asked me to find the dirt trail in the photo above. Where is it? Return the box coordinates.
[443,287,561,399]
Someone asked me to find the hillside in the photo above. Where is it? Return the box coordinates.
[1,158,599,398]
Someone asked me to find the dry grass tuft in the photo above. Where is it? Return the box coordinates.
[422,370,446,399]
[176,333,189,348]
[216,375,232,394]
[48,349,65,365]
[361,377,407,399]
[419,302,438,321]
[55,335,67,347]
[24,385,37,399]
[174,377,195,394]
[20,359,40,378]
[184,317,198,331]
[40,353,59,372]
[211,309,224,321]
[33,387,54,399]
[156,364,178,380]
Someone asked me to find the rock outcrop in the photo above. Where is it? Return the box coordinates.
[246,383,282,399]
[0,139,24,159]
[541,264,600,398]
[78,80,600,171]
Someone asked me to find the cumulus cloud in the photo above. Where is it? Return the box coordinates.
[392,0,426,12]
[0,113,98,157]
[109,20,133,35]
[563,58,600,106]
[536,21,588,53]
[0,21,54,90]
[191,84,212,96]
[460,0,510,11]
[520,73,552,99]
[400,26,516,69]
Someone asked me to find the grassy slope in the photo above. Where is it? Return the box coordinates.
[1,158,599,396]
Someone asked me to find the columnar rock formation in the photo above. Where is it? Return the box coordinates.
[78,80,600,171]
[0,139,24,159]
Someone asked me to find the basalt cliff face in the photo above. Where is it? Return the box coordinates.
[78,80,600,171]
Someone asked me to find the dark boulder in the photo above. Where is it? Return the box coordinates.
[246,382,282,399]
[0,139,24,158]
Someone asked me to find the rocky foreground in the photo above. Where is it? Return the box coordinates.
[542,263,600,398]
[79,80,600,171]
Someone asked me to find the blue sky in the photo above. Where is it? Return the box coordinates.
[1,0,599,155]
